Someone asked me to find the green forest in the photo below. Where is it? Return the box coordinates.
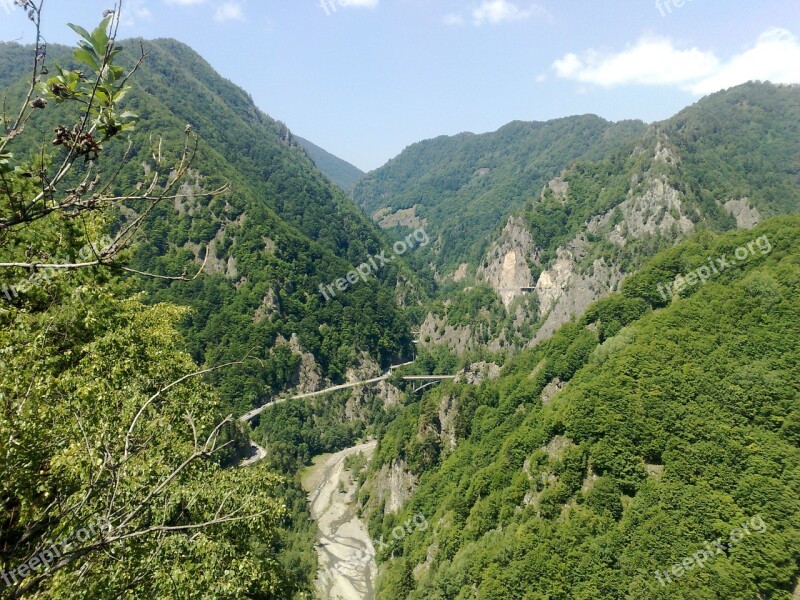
[0,4,798,600]
[366,217,800,599]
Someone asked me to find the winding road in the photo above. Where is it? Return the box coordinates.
[238,441,267,467]
[238,362,414,422]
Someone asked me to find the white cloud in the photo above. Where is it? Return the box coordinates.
[443,13,465,27]
[688,28,800,94]
[472,0,550,26]
[120,0,152,26]
[552,36,718,87]
[552,29,800,95]
[214,1,244,23]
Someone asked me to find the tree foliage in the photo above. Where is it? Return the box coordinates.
[368,217,800,599]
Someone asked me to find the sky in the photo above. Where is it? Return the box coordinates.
[1,0,798,171]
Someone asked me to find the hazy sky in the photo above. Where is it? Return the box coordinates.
[1,0,798,171]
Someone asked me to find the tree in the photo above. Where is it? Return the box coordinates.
[0,3,295,597]
[0,1,221,281]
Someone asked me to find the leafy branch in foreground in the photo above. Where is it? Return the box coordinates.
[1,3,298,598]
[0,1,225,280]
[1,297,292,598]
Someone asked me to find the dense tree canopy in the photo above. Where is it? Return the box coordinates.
[368,217,800,599]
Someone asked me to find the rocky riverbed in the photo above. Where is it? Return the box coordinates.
[302,440,378,600]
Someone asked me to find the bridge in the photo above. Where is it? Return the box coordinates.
[401,375,458,392]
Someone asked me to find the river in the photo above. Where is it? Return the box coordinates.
[301,440,378,600]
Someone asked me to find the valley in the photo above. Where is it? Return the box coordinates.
[0,4,798,599]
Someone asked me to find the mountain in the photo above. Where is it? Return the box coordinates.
[354,116,647,272]
[0,35,416,597]
[362,215,800,599]
[3,18,799,599]
[295,135,365,193]
[1,38,417,416]
[374,83,800,354]
[116,38,417,414]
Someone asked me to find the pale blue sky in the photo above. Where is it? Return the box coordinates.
[1,0,798,171]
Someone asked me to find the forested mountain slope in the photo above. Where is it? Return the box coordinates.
[121,38,416,415]
[0,39,415,417]
[295,135,364,193]
[354,116,647,272]
[409,83,800,354]
[1,34,419,597]
[363,216,800,599]
[1,19,387,596]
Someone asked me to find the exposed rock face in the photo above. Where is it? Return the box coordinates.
[253,288,277,323]
[521,436,576,510]
[422,139,705,357]
[412,543,439,580]
[377,380,403,408]
[342,355,404,419]
[173,171,203,215]
[653,139,680,166]
[587,177,694,245]
[456,361,501,385]
[543,435,575,460]
[395,273,421,308]
[274,333,323,395]
[453,263,469,282]
[546,173,569,201]
[262,236,277,253]
[531,173,690,345]
[532,256,624,345]
[581,467,599,493]
[342,356,382,420]
[197,213,247,277]
[535,248,575,317]
[437,395,458,451]
[478,216,536,308]
[724,198,762,228]
[418,312,474,355]
[363,459,418,516]
[345,354,382,383]
[540,377,565,405]
[376,205,428,230]
[645,462,665,478]
[225,255,238,279]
